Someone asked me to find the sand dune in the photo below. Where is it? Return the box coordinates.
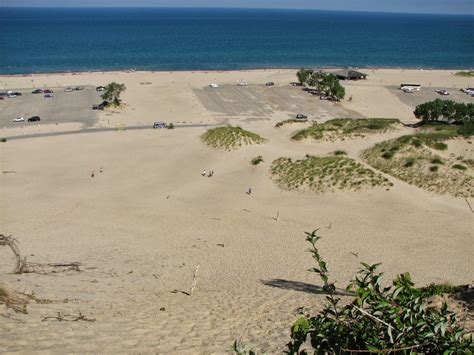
[1,69,473,353]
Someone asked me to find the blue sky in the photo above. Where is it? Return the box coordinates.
[2,0,473,15]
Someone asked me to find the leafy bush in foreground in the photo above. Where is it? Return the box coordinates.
[287,230,472,354]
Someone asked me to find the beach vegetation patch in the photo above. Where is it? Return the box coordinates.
[275,118,308,127]
[1,138,6,143]
[452,164,467,171]
[270,155,390,193]
[297,69,346,101]
[201,126,266,151]
[291,118,401,141]
[251,155,264,165]
[286,229,473,354]
[361,132,473,197]
[101,82,126,107]
[455,70,474,77]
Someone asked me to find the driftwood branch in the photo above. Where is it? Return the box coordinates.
[42,311,95,322]
[0,234,22,273]
[189,264,200,296]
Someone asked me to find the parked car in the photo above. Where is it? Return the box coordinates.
[44,93,54,98]
[64,87,74,92]
[209,83,219,88]
[435,89,449,96]
[92,100,108,110]
[237,80,248,86]
[153,122,167,129]
[13,117,25,122]
[265,82,275,86]
[296,113,308,119]
[290,82,303,87]
[0,91,7,97]
[32,89,43,94]
[28,116,41,122]
[7,91,22,98]
[74,86,84,91]
[96,86,106,92]
[0,97,4,100]
[44,89,53,94]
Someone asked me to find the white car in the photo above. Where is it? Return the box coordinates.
[13,117,25,122]
[237,80,248,86]
[209,83,219,88]
[64,87,73,92]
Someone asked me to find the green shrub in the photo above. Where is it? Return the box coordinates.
[433,142,448,150]
[167,123,174,129]
[381,151,394,159]
[454,70,474,77]
[251,155,264,165]
[411,138,423,148]
[420,283,466,298]
[201,126,266,151]
[0,138,6,143]
[452,164,467,170]
[333,150,347,156]
[430,165,439,172]
[404,157,416,167]
[431,157,443,165]
[287,230,472,354]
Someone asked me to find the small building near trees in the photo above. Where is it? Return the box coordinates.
[333,69,368,81]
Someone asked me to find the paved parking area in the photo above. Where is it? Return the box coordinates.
[0,86,101,128]
[388,86,473,109]
[194,84,359,122]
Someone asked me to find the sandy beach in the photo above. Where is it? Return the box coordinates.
[1,69,473,353]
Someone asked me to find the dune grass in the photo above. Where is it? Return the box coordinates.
[275,118,308,128]
[361,131,473,197]
[454,70,474,77]
[291,118,401,141]
[270,155,391,193]
[201,126,266,151]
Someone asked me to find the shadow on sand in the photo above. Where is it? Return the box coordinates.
[260,278,353,297]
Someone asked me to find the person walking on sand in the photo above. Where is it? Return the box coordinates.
[201,170,206,177]
[91,171,95,178]
[247,187,252,195]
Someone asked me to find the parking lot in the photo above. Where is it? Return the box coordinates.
[388,86,473,109]
[194,84,359,122]
[0,86,101,128]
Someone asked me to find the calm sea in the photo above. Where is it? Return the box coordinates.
[1,8,473,74]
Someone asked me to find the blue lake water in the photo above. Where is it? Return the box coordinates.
[1,7,473,73]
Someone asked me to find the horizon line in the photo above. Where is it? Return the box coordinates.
[0,6,472,16]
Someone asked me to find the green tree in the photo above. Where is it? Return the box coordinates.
[414,99,473,124]
[101,82,126,107]
[321,74,345,101]
[296,68,313,85]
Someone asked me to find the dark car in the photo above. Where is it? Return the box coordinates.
[290,82,303,87]
[296,113,308,119]
[28,116,41,122]
[74,86,84,91]
[44,89,53,94]
[92,100,108,110]
[153,122,167,129]
[265,82,275,86]
[32,89,44,94]
[96,86,106,92]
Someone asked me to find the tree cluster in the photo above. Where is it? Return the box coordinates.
[101,82,126,107]
[296,68,346,101]
[414,99,473,123]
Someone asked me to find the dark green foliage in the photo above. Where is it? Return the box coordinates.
[296,68,314,85]
[101,82,126,107]
[433,142,448,150]
[287,230,473,354]
[414,99,474,126]
[382,151,394,159]
[202,126,266,151]
[404,157,416,167]
[251,155,264,165]
[458,119,474,136]
[431,157,443,165]
[452,164,467,170]
[430,165,439,172]
[167,123,174,129]
[333,150,347,156]
[1,138,6,143]
[275,118,307,128]
[420,283,466,298]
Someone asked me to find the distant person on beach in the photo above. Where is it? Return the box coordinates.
[247,187,252,195]
[91,171,95,178]
[201,170,206,177]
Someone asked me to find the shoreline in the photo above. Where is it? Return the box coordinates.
[0,66,471,77]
